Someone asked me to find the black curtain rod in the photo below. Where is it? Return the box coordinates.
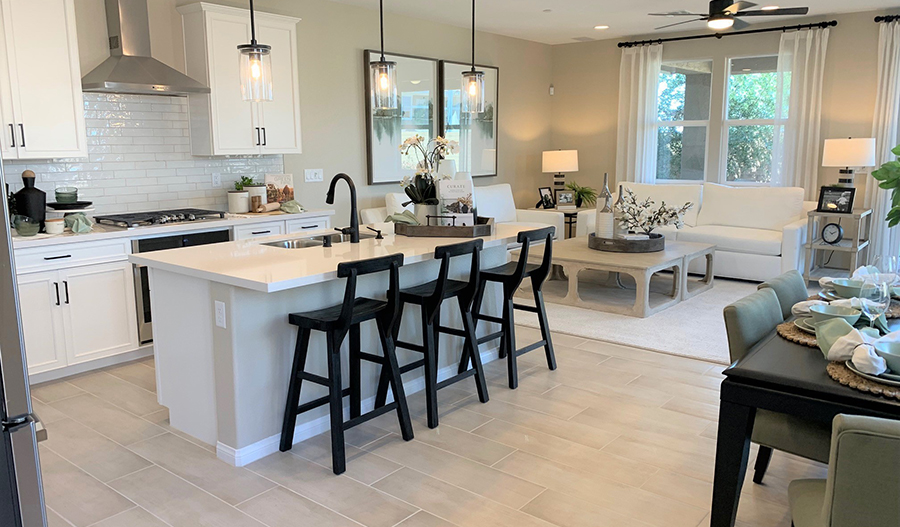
[875,15,900,23]
[618,20,837,48]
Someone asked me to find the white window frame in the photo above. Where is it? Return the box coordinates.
[655,59,713,185]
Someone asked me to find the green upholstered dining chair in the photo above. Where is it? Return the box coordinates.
[723,288,832,484]
[789,414,900,527]
[758,270,811,321]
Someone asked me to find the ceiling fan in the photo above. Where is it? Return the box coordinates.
[649,0,809,31]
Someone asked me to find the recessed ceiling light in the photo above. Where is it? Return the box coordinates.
[594,25,609,30]
[761,5,780,10]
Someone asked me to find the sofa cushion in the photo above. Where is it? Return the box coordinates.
[677,225,783,256]
[622,182,703,227]
[385,192,412,216]
[473,184,517,223]
[697,183,804,231]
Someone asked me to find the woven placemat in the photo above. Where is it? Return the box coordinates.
[806,295,900,319]
[826,362,900,400]
[776,321,817,347]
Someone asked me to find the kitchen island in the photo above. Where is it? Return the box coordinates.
[130,224,530,466]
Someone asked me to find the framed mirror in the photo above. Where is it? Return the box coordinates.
[364,51,440,184]
[440,61,499,178]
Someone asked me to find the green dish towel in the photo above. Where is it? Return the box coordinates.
[279,200,304,214]
[64,213,93,233]
[385,210,420,225]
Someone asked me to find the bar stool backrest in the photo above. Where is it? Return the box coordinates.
[432,239,484,305]
[513,226,555,287]
[336,253,405,329]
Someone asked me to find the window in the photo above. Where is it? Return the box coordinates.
[656,60,712,182]
[723,56,788,183]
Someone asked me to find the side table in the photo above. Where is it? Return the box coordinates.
[803,208,873,283]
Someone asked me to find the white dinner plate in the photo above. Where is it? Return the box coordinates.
[845,361,900,387]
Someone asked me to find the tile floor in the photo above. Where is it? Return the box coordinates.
[33,326,826,527]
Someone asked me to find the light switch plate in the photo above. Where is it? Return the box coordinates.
[215,301,226,328]
[304,169,324,182]
[212,173,222,188]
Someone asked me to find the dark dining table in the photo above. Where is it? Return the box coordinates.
[710,318,900,527]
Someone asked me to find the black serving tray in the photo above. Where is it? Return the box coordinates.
[47,201,93,210]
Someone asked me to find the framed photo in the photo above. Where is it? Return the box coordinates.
[440,61,499,178]
[555,189,576,210]
[364,51,439,184]
[816,186,855,214]
[537,187,555,209]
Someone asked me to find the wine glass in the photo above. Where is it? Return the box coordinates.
[860,279,890,329]
[873,256,899,286]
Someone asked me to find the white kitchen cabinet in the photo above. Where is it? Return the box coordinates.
[16,271,67,375]
[0,0,86,159]
[179,3,301,156]
[285,216,331,234]
[233,220,285,240]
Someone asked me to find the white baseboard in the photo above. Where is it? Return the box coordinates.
[217,345,500,467]
[29,345,154,385]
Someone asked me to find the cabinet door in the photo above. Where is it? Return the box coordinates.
[206,10,260,155]
[285,216,330,234]
[59,262,139,366]
[0,0,86,159]
[17,271,66,374]
[233,220,285,240]
[257,19,301,154]
[0,0,15,160]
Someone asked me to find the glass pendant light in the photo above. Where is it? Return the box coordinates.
[461,0,484,114]
[370,0,398,110]
[238,0,273,102]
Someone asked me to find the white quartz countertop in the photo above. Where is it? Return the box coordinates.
[129,224,527,293]
[11,210,336,249]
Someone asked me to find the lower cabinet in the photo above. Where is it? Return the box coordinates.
[17,261,139,376]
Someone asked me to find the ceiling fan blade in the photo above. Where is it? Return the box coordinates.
[655,18,707,30]
[648,11,705,16]
[725,1,757,14]
[731,17,751,30]
[736,7,810,16]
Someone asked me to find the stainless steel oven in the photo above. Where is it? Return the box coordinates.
[132,229,231,343]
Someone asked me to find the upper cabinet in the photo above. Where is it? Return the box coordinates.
[179,3,302,156]
[0,0,87,160]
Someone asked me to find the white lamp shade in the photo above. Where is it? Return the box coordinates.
[822,138,876,168]
[542,150,579,173]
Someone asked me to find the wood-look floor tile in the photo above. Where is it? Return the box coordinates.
[42,418,151,482]
[91,507,169,527]
[46,507,75,527]
[39,448,134,527]
[662,397,720,422]
[412,421,515,466]
[142,408,217,453]
[640,469,713,509]
[342,422,391,448]
[574,340,713,374]
[127,433,275,505]
[372,468,555,527]
[600,433,716,483]
[627,375,721,405]
[541,382,672,411]
[67,372,163,416]
[364,434,545,509]
[105,361,158,393]
[571,401,713,440]
[602,357,722,391]
[483,383,588,419]
[396,511,459,527]
[521,489,652,527]
[432,406,493,432]
[237,487,360,527]
[108,466,264,527]
[290,432,401,485]
[247,452,417,527]
[518,343,609,369]
[31,398,68,424]
[31,381,84,404]
[51,394,165,446]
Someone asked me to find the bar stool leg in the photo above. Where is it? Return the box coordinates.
[532,280,557,371]
[503,290,518,390]
[421,305,439,429]
[349,324,361,419]
[326,331,347,475]
[377,316,414,441]
[459,295,489,404]
[280,327,311,452]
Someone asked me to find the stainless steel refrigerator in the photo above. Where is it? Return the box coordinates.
[0,158,47,526]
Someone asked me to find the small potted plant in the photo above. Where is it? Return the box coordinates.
[565,182,598,208]
[242,178,267,210]
[399,135,459,224]
[227,176,253,213]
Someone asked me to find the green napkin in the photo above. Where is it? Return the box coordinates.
[64,213,93,233]
[857,312,890,334]
[816,318,880,358]
[385,210,420,225]
[279,200,304,214]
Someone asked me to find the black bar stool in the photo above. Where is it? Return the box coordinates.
[463,226,557,389]
[375,239,489,429]
[280,253,414,475]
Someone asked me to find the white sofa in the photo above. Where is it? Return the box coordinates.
[576,182,816,282]
[360,183,565,238]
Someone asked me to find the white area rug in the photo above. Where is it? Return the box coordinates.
[516,274,759,365]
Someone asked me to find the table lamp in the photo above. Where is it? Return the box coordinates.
[542,150,578,191]
[822,138,876,187]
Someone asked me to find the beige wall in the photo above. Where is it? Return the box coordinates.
[550,9,900,198]
[73,0,553,221]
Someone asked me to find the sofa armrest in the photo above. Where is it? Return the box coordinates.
[514,209,565,239]
[781,217,809,274]
[575,210,596,237]
[360,207,387,225]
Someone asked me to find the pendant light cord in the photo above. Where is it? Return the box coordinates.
[380,0,386,61]
[470,0,476,72]
[249,0,257,45]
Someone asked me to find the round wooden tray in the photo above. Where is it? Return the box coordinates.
[588,233,664,253]
[827,361,900,400]
[807,295,900,319]
[776,321,817,347]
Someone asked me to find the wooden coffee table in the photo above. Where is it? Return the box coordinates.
[534,237,715,317]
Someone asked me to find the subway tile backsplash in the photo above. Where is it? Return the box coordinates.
[3,93,283,215]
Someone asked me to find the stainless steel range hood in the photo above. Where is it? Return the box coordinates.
[82,0,209,95]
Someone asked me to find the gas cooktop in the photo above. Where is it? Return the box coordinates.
[93,208,226,229]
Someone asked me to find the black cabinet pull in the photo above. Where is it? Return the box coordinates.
[8,124,13,148]
[301,225,317,229]
[43,255,72,261]
[251,230,271,235]
[53,282,60,306]
[261,127,267,146]
[17,124,24,147]
[63,281,69,304]
[255,127,261,146]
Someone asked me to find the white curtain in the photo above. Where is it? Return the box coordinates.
[615,44,662,184]
[773,28,829,199]
[867,22,900,262]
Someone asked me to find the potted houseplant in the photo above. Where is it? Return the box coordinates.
[227,176,253,213]
[242,178,267,211]
[871,144,900,226]
[398,135,459,224]
[565,182,598,208]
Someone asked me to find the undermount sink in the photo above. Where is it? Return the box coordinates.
[262,231,377,249]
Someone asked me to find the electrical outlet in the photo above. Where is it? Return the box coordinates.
[304,169,324,182]
[215,301,226,328]
[212,173,222,188]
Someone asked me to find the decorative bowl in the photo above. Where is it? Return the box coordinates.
[13,216,40,237]
[873,342,900,373]
[809,304,861,325]
[832,278,865,299]
[55,187,78,204]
